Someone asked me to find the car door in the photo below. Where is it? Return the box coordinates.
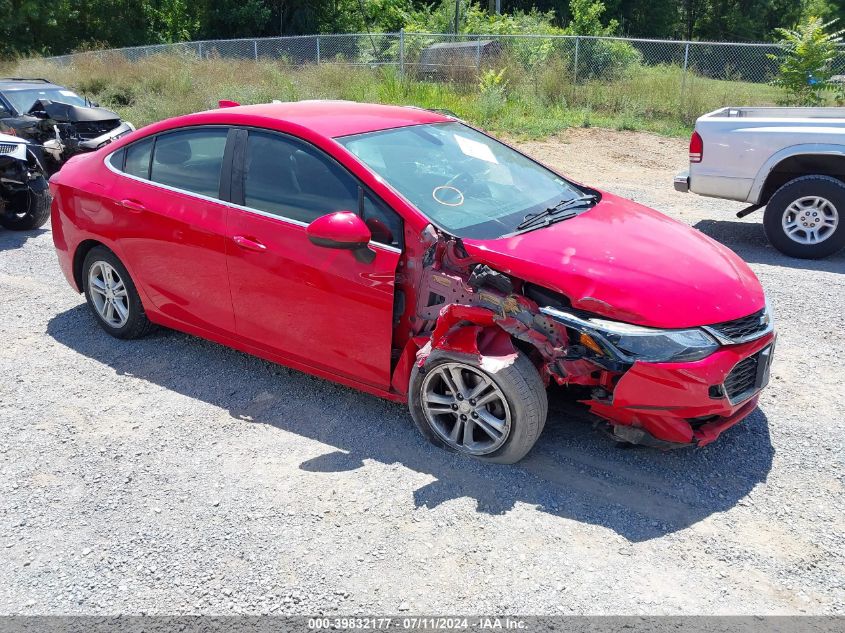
[105,126,236,335]
[225,128,402,390]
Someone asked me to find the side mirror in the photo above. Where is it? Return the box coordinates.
[306,211,375,263]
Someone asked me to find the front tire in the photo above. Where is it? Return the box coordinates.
[82,246,154,339]
[0,176,51,231]
[763,175,845,259]
[409,350,548,464]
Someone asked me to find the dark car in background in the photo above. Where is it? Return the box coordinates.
[0,78,134,231]
[0,78,134,176]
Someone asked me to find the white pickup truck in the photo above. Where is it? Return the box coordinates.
[675,106,845,259]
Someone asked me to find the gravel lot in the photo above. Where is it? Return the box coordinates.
[1,128,843,615]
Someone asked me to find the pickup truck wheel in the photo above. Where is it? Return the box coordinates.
[764,175,845,259]
[409,350,548,464]
[0,177,51,231]
[82,246,155,340]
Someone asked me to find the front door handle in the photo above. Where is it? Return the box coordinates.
[120,199,146,213]
[233,235,267,252]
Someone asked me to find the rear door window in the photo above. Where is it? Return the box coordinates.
[150,128,229,198]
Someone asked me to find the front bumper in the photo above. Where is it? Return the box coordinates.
[587,331,775,447]
[673,170,689,193]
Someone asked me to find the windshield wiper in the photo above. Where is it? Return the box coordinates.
[514,194,598,232]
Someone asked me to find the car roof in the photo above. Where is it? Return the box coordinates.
[175,100,454,138]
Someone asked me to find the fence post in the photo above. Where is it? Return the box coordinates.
[198,41,204,59]
[399,29,405,78]
[680,42,690,114]
[573,36,580,84]
[254,39,258,60]
[316,35,321,64]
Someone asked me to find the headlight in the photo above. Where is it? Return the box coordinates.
[540,307,719,363]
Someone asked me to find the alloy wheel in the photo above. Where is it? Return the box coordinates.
[420,362,512,455]
[88,261,130,328]
[782,196,839,245]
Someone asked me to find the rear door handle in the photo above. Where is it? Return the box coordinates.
[233,235,267,252]
[120,199,146,213]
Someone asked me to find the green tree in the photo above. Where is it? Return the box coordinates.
[565,0,618,35]
[693,1,803,41]
[199,0,272,39]
[363,0,416,32]
[801,0,843,22]
[769,15,844,105]
[600,0,678,37]
[144,0,200,43]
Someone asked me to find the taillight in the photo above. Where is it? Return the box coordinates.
[689,131,703,163]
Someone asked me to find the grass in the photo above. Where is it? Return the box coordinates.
[4,52,789,139]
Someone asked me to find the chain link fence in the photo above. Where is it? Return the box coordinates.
[46,32,845,107]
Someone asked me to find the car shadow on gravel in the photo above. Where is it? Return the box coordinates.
[0,227,48,251]
[694,219,845,272]
[48,305,775,543]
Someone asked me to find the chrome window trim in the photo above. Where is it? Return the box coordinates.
[103,148,401,255]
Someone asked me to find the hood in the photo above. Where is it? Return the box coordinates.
[28,99,120,123]
[461,192,765,329]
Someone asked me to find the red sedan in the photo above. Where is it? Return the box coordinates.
[50,101,775,463]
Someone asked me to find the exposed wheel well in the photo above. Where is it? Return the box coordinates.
[72,239,108,292]
[761,154,845,204]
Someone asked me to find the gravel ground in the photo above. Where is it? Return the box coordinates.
[1,128,843,615]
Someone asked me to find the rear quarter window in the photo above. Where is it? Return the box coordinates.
[124,138,153,179]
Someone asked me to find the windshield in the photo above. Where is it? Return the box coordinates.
[3,88,87,114]
[337,122,586,239]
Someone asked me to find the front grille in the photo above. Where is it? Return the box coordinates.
[705,308,770,343]
[73,120,120,140]
[0,142,19,154]
[724,354,759,404]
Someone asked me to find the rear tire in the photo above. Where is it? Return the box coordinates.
[82,246,155,340]
[409,349,547,464]
[0,177,51,231]
[763,175,845,259]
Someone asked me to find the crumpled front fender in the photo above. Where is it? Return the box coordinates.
[423,303,519,372]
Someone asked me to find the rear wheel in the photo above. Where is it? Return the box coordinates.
[409,350,547,464]
[82,246,155,339]
[0,176,51,231]
[763,175,845,259]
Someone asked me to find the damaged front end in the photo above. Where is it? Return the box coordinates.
[394,230,770,449]
[2,99,133,175]
[0,135,46,200]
